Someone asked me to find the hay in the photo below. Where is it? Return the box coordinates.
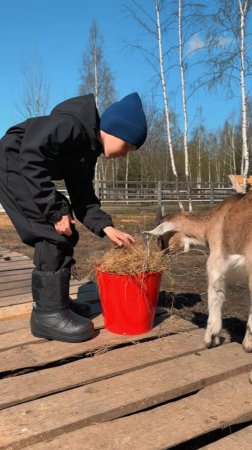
[95,239,167,275]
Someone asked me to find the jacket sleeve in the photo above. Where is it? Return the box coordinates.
[65,169,114,237]
[19,116,83,223]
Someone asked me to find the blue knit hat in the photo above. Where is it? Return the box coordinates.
[100,93,147,149]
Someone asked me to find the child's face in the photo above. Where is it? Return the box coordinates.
[100,131,136,158]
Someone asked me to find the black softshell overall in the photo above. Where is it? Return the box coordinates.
[0,95,113,271]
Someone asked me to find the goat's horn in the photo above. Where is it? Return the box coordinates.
[143,222,176,236]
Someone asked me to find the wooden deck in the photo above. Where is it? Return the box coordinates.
[0,246,252,450]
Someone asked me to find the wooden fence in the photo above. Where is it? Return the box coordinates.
[93,181,235,206]
[0,181,236,213]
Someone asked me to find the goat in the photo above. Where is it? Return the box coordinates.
[144,193,252,381]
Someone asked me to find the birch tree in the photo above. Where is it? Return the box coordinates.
[80,20,116,184]
[178,0,192,209]
[155,0,179,185]
[239,0,249,190]
[227,121,237,174]
[196,127,203,188]
[206,0,252,192]
[16,53,50,118]
[126,0,182,207]
[220,120,238,175]
[79,20,115,112]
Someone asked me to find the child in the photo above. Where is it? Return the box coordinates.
[0,93,147,342]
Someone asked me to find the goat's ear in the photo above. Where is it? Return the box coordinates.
[143,221,177,237]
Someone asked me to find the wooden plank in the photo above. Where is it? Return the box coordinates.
[0,277,93,291]
[0,266,32,273]
[0,249,18,255]
[0,269,91,284]
[0,305,166,336]
[0,261,34,271]
[0,329,43,350]
[202,424,252,449]
[0,306,103,350]
[0,247,24,252]
[0,279,97,295]
[0,315,197,373]
[0,258,34,267]
[0,328,207,409]
[0,286,41,296]
[0,252,31,259]
[0,256,30,263]
[0,278,96,291]
[0,252,32,262]
[0,349,251,449]
[0,247,25,252]
[0,300,103,339]
[23,373,252,450]
[0,284,99,309]
[0,287,31,299]
[0,303,31,319]
[0,250,30,258]
[0,295,99,314]
[0,269,32,282]
[0,278,32,291]
[0,282,98,301]
[0,271,90,283]
[0,317,30,335]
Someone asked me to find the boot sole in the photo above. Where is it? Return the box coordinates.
[30,315,95,343]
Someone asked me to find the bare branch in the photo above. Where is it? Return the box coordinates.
[16,52,50,119]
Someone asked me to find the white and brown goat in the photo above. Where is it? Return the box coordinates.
[145,193,252,361]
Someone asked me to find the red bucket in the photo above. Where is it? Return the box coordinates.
[96,270,162,335]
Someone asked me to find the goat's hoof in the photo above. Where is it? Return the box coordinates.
[242,341,252,353]
[213,335,221,347]
[204,335,212,348]
[242,331,252,353]
[205,334,220,348]
[242,343,252,353]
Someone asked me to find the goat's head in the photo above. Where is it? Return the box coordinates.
[144,217,187,253]
[144,213,204,253]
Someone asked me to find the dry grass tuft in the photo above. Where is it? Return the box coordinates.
[95,238,168,275]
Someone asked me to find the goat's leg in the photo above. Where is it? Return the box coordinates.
[242,312,252,353]
[242,273,252,353]
[243,279,252,382]
[205,256,225,348]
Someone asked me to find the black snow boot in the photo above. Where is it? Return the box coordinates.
[30,269,95,343]
[68,298,91,317]
[65,270,92,317]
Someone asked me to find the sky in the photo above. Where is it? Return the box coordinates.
[0,0,250,138]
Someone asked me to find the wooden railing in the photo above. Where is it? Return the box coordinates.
[93,181,235,206]
[0,181,236,213]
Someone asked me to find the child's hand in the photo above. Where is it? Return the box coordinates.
[103,226,135,246]
[54,214,76,236]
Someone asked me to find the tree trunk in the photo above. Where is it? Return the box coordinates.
[92,33,99,185]
[178,0,192,210]
[208,154,211,188]
[230,127,237,173]
[216,161,220,187]
[125,152,129,203]
[239,0,249,192]
[155,0,182,209]
[197,137,202,188]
